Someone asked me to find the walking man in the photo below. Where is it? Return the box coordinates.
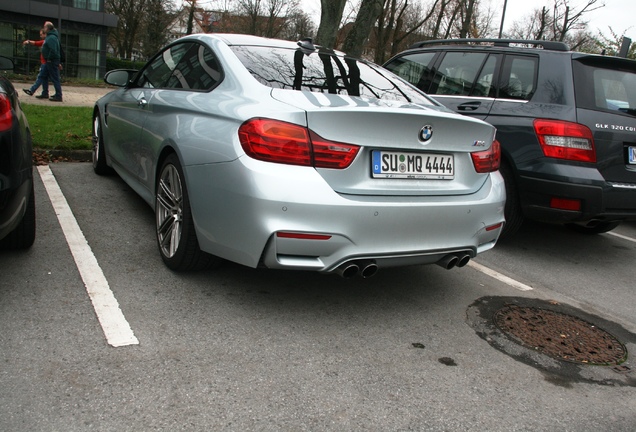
[22,29,49,99]
[42,21,63,102]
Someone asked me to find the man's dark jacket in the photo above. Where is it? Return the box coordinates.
[42,29,61,62]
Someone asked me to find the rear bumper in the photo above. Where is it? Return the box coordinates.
[518,166,636,223]
[186,159,506,271]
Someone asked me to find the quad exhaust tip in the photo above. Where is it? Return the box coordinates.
[436,253,471,270]
[335,259,378,279]
[334,253,469,278]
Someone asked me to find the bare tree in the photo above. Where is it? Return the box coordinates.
[106,0,147,59]
[371,0,442,63]
[315,0,347,48]
[429,0,453,40]
[232,0,300,37]
[236,0,262,34]
[506,0,603,44]
[551,0,603,42]
[279,11,316,40]
[140,0,175,58]
[265,0,300,38]
[341,0,384,57]
[374,0,406,63]
[457,0,477,38]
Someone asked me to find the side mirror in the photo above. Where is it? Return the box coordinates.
[0,55,14,71]
[104,69,138,87]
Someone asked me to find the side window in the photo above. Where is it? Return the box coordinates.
[137,43,191,88]
[166,43,222,91]
[431,52,487,96]
[473,55,497,97]
[499,55,538,100]
[384,52,436,90]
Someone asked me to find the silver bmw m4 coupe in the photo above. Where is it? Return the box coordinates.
[92,34,505,278]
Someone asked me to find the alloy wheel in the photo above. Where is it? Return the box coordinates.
[156,163,183,259]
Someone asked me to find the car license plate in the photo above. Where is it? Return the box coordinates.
[372,151,454,179]
[629,146,636,164]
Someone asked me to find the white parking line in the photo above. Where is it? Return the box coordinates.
[467,260,534,291]
[608,231,636,243]
[37,166,139,347]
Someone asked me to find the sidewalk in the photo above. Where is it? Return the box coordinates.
[18,84,114,107]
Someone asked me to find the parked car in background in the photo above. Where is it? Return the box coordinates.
[384,39,636,237]
[0,55,35,250]
[92,34,504,277]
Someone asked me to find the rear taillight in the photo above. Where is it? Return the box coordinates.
[238,118,360,169]
[0,94,13,132]
[534,119,596,163]
[471,139,501,173]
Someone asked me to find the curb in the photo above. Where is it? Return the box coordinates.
[33,148,92,164]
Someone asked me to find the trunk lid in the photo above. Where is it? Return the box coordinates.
[272,89,497,196]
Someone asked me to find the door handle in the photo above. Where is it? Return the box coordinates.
[457,101,481,111]
[137,97,148,108]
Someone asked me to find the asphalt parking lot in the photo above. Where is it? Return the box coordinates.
[1,162,635,431]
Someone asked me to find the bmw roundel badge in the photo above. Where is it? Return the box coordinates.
[419,125,433,142]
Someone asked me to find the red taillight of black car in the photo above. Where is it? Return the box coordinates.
[238,118,360,169]
[534,119,596,163]
[0,94,13,132]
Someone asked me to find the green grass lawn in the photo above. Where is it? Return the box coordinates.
[22,104,92,151]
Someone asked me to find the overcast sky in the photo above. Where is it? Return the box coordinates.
[495,0,634,40]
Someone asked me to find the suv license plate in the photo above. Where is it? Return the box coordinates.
[629,146,636,164]
[372,151,454,179]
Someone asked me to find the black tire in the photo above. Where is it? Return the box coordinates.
[499,160,524,239]
[0,180,36,250]
[92,111,113,175]
[565,221,621,234]
[155,153,217,271]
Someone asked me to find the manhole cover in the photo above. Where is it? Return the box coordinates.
[493,305,627,365]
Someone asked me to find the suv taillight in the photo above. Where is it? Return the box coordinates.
[471,139,501,173]
[534,119,596,163]
[0,94,13,132]
[238,118,360,169]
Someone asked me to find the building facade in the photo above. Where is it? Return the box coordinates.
[0,0,117,79]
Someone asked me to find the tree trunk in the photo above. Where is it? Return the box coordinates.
[315,0,347,48]
[341,0,384,57]
[459,0,476,38]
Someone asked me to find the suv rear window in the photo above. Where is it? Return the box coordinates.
[573,59,636,115]
[230,46,434,105]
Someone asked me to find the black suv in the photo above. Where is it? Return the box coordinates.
[383,39,636,236]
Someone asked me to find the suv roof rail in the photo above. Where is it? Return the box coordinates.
[409,38,570,52]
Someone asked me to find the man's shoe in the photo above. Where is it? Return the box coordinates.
[35,94,49,99]
[23,89,33,96]
[49,96,63,102]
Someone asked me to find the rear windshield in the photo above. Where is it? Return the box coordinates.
[573,57,636,116]
[230,45,435,106]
